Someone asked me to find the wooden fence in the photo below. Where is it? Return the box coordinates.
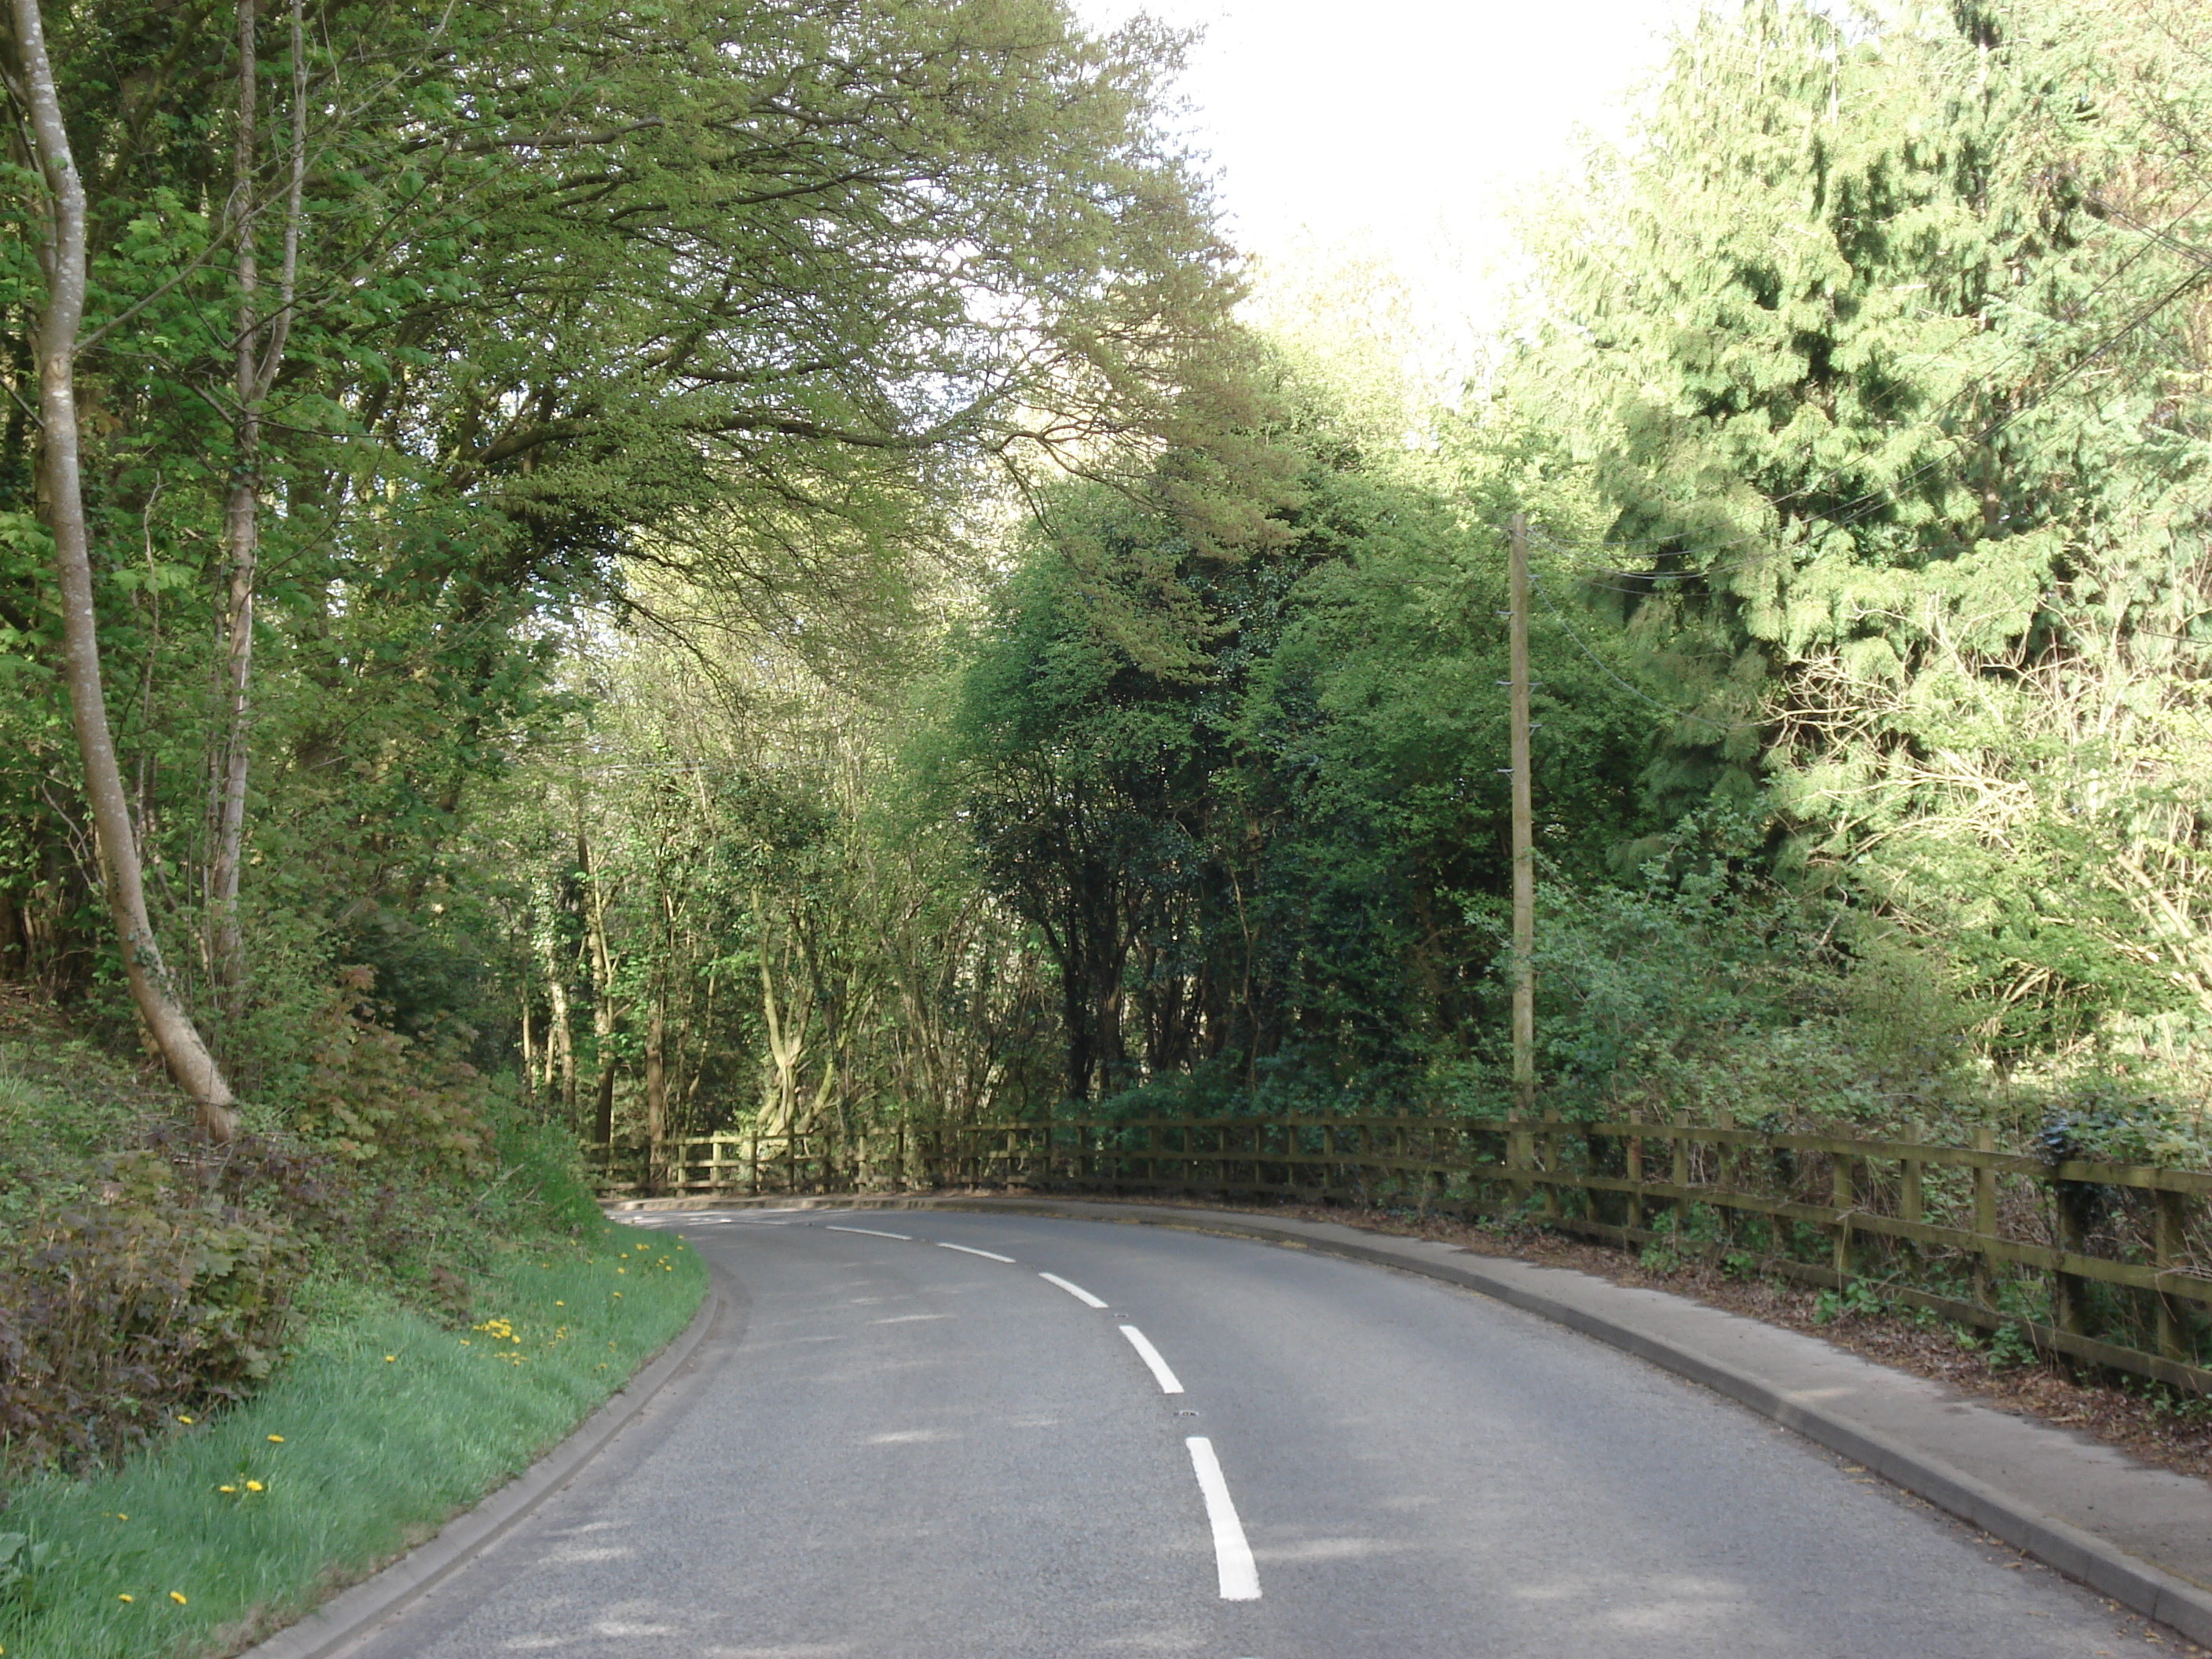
[591,1111,2212,1395]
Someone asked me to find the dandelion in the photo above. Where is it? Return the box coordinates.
[218,1485,237,1495]
[385,1355,396,1363]
[119,1594,135,1603]
[177,1415,193,1425]
[267,1434,284,1443]
[170,1591,188,1605]
[115,1513,126,1521]
[555,1301,564,1307]
[613,1291,621,1298]
[246,1481,264,1492]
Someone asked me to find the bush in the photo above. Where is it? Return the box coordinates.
[0,1151,304,1468]
[0,980,594,1481]
[288,967,494,1171]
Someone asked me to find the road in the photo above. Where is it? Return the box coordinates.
[340,1208,2178,1658]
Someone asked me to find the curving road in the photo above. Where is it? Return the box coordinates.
[339,1210,2177,1658]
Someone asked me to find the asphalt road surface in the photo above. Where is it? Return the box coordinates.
[339,1209,2182,1658]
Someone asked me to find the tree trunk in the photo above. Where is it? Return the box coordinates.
[549,969,575,1119]
[13,0,237,1133]
[533,879,576,1122]
[644,983,666,1141]
[518,998,536,1111]
[583,829,618,1144]
[207,0,306,1015]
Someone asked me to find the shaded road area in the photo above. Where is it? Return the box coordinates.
[339,1210,2175,1657]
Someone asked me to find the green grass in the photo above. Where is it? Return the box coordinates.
[0,1217,707,1659]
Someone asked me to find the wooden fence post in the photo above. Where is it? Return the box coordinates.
[1973,1126,1998,1309]
[1712,1108,1734,1254]
[1831,1149,1854,1280]
[1540,1108,1560,1219]
[1672,1112,1689,1232]
[2155,1188,2188,1362]
[2054,1171,2089,1340]
[1900,1121,1923,1225]
[1625,1109,1643,1232]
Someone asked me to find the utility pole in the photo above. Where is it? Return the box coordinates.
[1508,514,1535,1119]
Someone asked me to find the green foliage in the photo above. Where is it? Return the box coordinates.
[1497,0,2212,1077]
[1812,1280,1894,1325]
[288,968,493,1171]
[0,1148,306,1468]
[0,1530,68,1613]
[1986,1320,2038,1372]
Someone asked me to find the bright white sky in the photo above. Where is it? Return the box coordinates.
[1075,0,1700,334]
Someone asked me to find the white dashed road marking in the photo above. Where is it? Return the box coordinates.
[936,1242,1016,1263]
[1119,1325,1185,1393]
[1039,1271,1109,1308]
[1185,1437,1261,1600]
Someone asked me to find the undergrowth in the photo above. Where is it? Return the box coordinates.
[0,982,709,1659]
[0,977,601,1469]
[0,1219,705,1659]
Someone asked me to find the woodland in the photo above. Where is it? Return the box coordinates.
[2,0,2211,1397]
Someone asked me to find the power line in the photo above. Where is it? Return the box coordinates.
[1524,566,1748,733]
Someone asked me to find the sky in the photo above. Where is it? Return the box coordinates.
[1074,0,1701,328]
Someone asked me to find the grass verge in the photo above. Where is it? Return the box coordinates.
[0,1216,706,1659]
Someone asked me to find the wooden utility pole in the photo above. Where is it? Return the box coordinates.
[1508,515,1535,1117]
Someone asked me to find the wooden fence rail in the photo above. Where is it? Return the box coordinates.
[591,1111,2212,1395]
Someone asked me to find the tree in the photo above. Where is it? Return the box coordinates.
[1506,0,2212,1056]
[4,0,237,1128]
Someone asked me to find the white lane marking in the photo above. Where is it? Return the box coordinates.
[1119,1325,1185,1393]
[827,1225,914,1240]
[1038,1272,1108,1308]
[1185,1437,1262,1600]
[936,1242,1016,1263]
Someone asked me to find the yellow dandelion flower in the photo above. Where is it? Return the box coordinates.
[460,1339,471,1345]
[555,1301,564,1306]
[218,1485,237,1494]
[246,1481,264,1492]
[177,1415,193,1425]
[384,1355,396,1363]
[612,1291,621,1298]
[119,1594,135,1603]
[115,1513,126,1520]
[267,1434,284,1443]
[170,1591,188,1605]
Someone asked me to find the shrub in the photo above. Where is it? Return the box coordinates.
[0,1151,304,1469]
[289,967,493,1171]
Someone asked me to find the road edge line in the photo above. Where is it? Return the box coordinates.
[238,1284,723,1659]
